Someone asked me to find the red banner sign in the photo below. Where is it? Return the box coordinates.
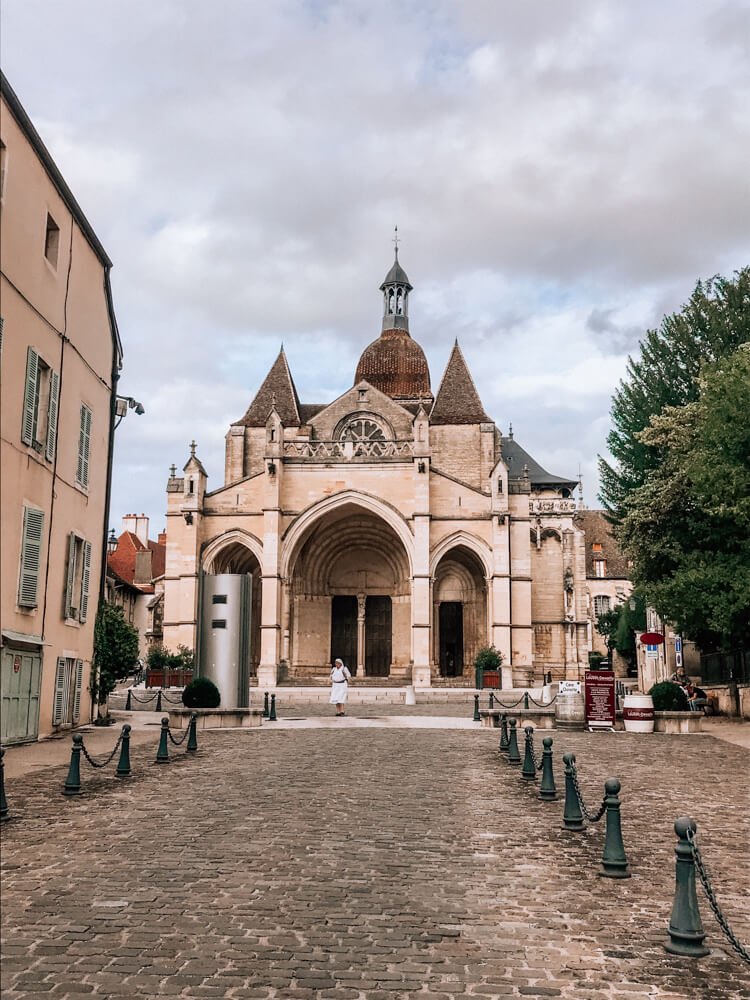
[640,632,664,645]
[585,669,615,728]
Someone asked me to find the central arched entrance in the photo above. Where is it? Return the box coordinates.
[284,500,411,680]
[432,544,488,681]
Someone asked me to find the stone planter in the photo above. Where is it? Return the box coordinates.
[654,710,702,734]
[168,708,262,730]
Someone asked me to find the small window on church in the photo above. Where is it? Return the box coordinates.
[270,428,276,441]
[497,480,503,494]
[187,478,194,495]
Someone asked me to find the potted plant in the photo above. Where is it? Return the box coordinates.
[474,646,503,689]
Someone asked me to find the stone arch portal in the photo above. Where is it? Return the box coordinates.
[285,501,411,680]
[201,534,262,677]
[433,545,488,680]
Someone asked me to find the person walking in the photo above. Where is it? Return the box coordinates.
[330,658,352,716]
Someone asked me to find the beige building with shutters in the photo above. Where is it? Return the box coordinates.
[0,74,122,743]
[163,249,595,694]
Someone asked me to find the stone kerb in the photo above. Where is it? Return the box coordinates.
[480,707,555,730]
[168,708,262,730]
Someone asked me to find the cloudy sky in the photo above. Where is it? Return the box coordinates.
[4,1,749,533]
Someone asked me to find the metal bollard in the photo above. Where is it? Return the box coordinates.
[63,734,83,795]
[506,719,521,765]
[156,717,170,763]
[499,714,510,753]
[600,778,629,878]
[562,752,585,831]
[155,690,163,712]
[187,713,198,753]
[521,727,537,781]
[473,693,480,722]
[115,724,132,778]
[664,817,710,957]
[0,747,9,821]
[263,692,269,718]
[489,692,495,710]
[125,689,132,711]
[538,737,557,801]
[269,693,277,722]
[524,691,529,710]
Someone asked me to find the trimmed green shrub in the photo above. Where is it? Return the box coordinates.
[182,677,221,709]
[474,645,503,672]
[649,681,689,711]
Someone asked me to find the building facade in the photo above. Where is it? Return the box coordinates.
[163,252,594,692]
[105,514,166,659]
[0,74,122,743]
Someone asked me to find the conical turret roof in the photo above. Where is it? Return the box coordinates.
[235,348,301,426]
[430,340,491,425]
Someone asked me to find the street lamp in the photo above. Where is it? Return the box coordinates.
[107,528,118,554]
[114,395,145,428]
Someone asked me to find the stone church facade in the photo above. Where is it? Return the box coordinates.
[162,253,590,691]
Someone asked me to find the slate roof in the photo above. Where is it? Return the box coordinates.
[299,403,326,423]
[430,341,491,425]
[235,348,302,427]
[501,437,577,489]
[380,255,412,290]
[577,510,631,579]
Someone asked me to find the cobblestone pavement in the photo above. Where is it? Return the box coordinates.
[2,727,749,999]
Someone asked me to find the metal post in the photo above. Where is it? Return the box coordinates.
[489,692,495,710]
[63,734,83,795]
[506,719,521,765]
[125,689,132,711]
[524,691,529,710]
[473,693,480,722]
[538,737,557,801]
[521,726,537,781]
[115,724,132,778]
[156,717,170,763]
[187,713,198,753]
[600,778,629,878]
[562,752,585,831]
[499,714,509,753]
[0,748,9,821]
[155,690,162,712]
[269,694,277,722]
[263,692,269,718]
[664,817,710,957]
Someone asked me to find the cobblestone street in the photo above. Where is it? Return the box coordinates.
[2,725,749,999]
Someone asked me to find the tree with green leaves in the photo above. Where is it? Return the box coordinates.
[599,268,750,523]
[617,344,750,649]
[90,603,139,712]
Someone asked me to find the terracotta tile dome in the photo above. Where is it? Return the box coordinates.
[355,328,432,399]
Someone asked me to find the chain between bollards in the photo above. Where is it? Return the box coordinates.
[0,747,9,821]
[498,714,509,753]
[521,727,537,781]
[156,717,170,763]
[506,719,521,765]
[268,693,277,722]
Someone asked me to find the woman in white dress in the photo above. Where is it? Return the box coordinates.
[329,658,352,716]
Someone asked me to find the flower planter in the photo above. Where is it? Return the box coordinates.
[654,710,702,734]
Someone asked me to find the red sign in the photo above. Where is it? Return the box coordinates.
[640,632,664,645]
[585,669,615,728]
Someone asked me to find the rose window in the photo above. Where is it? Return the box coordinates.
[340,418,386,443]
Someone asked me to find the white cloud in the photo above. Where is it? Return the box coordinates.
[2,0,748,528]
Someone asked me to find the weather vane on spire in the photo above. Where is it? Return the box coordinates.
[393,225,399,259]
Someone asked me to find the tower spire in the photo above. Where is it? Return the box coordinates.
[380,234,412,333]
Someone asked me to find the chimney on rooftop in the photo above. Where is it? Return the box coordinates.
[121,513,150,546]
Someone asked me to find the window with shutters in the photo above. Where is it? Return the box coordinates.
[21,347,59,459]
[18,506,45,608]
[64,533,92,623]
[593,595,611,618]
[52,657,84,726]
[76,405,92,488]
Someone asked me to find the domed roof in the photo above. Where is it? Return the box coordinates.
[355,328,431,399]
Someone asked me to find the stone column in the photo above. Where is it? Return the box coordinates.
[258,503,282,689]
[357,593,366,677]
[411,513,431,688]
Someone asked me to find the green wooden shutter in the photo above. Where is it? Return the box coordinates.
[65,533,77,618]
[71,660,84,723]
[45,369,60,461]
[79,541,92,623]
[77,405,92,487]
[22,347,39,446]
[52,658,67,725]
[18,506,45,607]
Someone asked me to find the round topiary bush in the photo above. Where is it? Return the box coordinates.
[182,677,221,709]
[649,681,689,711]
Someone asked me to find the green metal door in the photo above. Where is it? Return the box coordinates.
[1,648,41,744]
